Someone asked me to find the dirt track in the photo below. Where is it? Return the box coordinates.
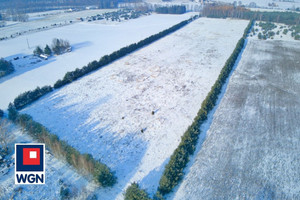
[171,39,300,200]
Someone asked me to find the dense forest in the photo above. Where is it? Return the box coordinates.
[203,5,300,25]
[0,0,140,12]
[155,5,186,14]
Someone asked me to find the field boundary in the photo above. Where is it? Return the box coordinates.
[124,20,254,199]
[7,104,117,187]
[156,19,253,198]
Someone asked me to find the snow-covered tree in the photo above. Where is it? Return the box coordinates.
[51,38,70,55]
[33,46,43,56]
[44,44,52,55]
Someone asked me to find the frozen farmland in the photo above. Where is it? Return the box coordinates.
[21,18,249,199]
[171,39,300,199]
[0,13,195,109]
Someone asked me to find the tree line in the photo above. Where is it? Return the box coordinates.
[155,5,186,14]
[124,20,254,200]
[203,4,300,25]
[34,45,52,56]
[0,0,119,12]
[8,104,116,187]
[12,15,199,111]
[0,0,143,13]
[34,38,70,56]
[14,86,53,110]
[125,183,152,200]
[2,9,29,22]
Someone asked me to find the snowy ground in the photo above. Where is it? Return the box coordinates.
[214,0,300,9]
[0,12,196,110]
[0,119,96,200]
[21,18,248,199]
[170,38,300,199]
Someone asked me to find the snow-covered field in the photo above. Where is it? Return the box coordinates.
[21,18,248,199]
[0,9,116,39]
[214,0,300,9]
[0,120,95,200]
[0,12,196,110]
[171,38,300,199]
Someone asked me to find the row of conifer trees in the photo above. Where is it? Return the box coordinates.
[8,103,116,187]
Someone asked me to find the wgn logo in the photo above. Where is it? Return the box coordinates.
[15,143,45,184]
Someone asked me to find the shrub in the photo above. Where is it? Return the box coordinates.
[60,186,70,200]
[44,45,52,55]
[153,192,165,200]
[124,183,151,200]
[0,109,3,118]
[8,103,18,122]
[33,46,43,56]
[52,38,70,55]
[268,31,275,37]
[258,22,276,32]
[0,58,14,78]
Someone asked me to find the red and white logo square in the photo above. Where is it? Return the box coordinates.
[23,148,40,165]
